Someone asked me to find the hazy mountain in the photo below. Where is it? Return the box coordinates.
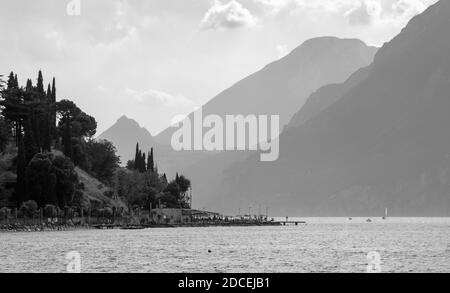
[216,0,450,217]
[176,38,377,210]
[98,115,156,164]
[98,115,210,177]
[287,66,371,128]
[155,37,377,145]
[102,38,377,183]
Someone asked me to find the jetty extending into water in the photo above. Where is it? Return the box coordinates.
[277,220,307,226]
[91,220,283,230]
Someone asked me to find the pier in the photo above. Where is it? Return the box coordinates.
[277,221,306,226]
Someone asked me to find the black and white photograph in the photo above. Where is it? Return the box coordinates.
[1,0,450,278]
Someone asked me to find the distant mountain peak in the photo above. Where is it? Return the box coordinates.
[117,115,131,122]
[218,0,450,216]
[98,116,156,163]
[155,36,377,145]
[113,115,152,136]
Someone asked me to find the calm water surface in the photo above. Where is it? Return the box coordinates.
[1,218,449,273]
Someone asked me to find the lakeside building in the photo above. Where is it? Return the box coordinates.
[150,208,221,224]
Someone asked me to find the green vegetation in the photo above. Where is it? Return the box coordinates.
[0,70,191,219]
[117,144,191,209]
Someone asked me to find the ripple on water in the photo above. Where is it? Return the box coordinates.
[1,218,450,273]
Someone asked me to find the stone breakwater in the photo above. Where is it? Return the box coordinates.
[0,223,91,233]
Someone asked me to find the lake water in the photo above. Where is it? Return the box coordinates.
[1,218,449,273]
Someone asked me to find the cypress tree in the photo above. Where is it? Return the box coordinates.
[37,70,44,97]
[3,72,25,146]
[137,149,142,171]
[7,72,15,88]
[148,148,154,173]
[63,122,73,159]
[50,78,56,138]
[42,84,52,151]
[142,152,146,172]
[26,79,33,91]
[47,84,51,98]
[23,118,39,163]
[15,134,27,205]
[134,143,139,170]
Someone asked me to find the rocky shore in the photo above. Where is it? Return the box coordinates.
[0,223,92,233]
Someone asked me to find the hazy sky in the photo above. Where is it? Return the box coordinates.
[0,0,438,135]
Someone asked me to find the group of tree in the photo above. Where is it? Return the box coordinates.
[127,143,155,173]
[116,143,191,209]
[0,70,120,208]
[1,70,192,214]
[0,76,8,152]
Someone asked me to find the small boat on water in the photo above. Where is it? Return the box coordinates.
[382,208,388,220]
[366,219,372,223]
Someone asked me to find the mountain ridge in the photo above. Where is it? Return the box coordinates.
[216,0,450,216]
[155,36,378,145]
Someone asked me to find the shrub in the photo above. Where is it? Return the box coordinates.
[103,207,113,218]
[0,207,11,220]
[20,200,39,218]
[44,204,58,218]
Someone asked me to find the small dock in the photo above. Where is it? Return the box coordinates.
[277,221,306,226]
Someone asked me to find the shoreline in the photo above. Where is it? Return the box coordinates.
[0,224,93,233]
[0,221,283,233]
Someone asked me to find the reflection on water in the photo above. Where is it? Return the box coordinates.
[1,218,449,273]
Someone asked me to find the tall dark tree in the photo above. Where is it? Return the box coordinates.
[1,72,26,146]
[42,84,52,151]
[36,70,44,97]
[142,152,146,172]
[137,149,142,171]
[23,118,39,163]
[147,148,154,173]
[15,134,27,205]
[56,99,96,163]
[134,143,139,170]
[50,77,56,138]
[0,117,9,152]
[63,121,73,159]
[86,139,120,185]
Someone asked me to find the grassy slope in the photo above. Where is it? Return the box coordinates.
[0,145,126,209]
[75,166,127,210]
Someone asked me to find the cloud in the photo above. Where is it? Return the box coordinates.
[253,0,436,26]
[276,44,290,59]
[345,1,382,26]
[125,88,194,108]
[200,0,258,31]
[252,0,293,14]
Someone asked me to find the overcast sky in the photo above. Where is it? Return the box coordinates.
[0,0,438,135]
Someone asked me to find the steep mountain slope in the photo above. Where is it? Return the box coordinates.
[287,66,371,128]
[218,0,450,216]
[156,37,377,145]
[167,38,378,210]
